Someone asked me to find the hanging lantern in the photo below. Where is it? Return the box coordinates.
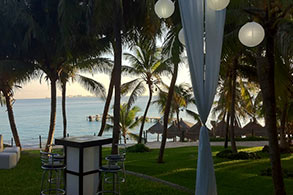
[155,0,175,19]
[207,0,230,11]
[238,22,265,47]
[178,28,185,45]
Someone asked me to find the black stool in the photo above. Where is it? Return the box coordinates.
[40,151,65,195]
[97,164,122,195]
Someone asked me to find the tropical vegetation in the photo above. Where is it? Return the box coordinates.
[0,0,292,194]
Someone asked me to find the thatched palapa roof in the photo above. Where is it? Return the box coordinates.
[241,120,266,137]
[213,120,244,137]
[166,119,193,138]
[147,122,163,134]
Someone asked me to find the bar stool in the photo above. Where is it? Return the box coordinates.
[106,144,126,182]
[40,151,66,195]
[97,164,122,195]
[97,144,126,194]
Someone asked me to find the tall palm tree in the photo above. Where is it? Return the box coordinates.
[0,0,37,149]
[0,61,36,150]
[17,0,108,152]
[241,1,292,193]
[92,0,162,154]
[58,57,112,138]
[122,38,170,144]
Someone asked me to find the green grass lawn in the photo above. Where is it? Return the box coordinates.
[0,146,292,195]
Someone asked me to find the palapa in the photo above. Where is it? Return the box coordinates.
[241,120,266,137]
[185,122,201,140]
[166,119,193,139]
[213,120,244,137]
[185,122,214,140]
[147,121,164,134]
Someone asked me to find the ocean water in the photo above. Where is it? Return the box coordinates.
[0,96,196,148]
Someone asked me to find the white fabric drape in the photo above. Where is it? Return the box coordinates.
[178,0,226,194]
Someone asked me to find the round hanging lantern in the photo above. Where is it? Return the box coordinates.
[207,0,230,11]
[238,22,265,47]
[178,28,185,45]
[155,0,175,19]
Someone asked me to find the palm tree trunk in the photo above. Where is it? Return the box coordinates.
[229,58,237,154]
[158,62,178,163]
[98,71,114,136]
[256,36,286,194]
[280,101,289,150]
[45,77,57,152]
[111,0,122,155]
[62,81,67,138]
[176,111,183,142]
[3,90,21,149]
[224,111,230,148]
[138,82,153,144]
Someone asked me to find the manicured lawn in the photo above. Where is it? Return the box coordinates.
[0,146,292,194]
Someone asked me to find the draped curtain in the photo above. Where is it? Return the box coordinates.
[178,0,226,194]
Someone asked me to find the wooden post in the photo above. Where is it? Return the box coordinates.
[39,135,42,149]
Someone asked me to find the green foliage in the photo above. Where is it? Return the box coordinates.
[126,144,150,153]
[1,147,293,194]
[210,136,268,142]
[216,149,260,160]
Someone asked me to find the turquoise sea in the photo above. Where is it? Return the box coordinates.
[0,96,196,148]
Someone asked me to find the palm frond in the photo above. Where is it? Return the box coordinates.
[77,75,106,99]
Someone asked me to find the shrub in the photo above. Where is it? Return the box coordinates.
[216,149,260,160]
[126,144,150,153]
[262,145,270,153]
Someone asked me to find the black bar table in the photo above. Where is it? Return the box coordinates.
[55,135,112,195]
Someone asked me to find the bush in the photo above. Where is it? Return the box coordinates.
[210,136,268,142]
[216,149,260,160]
[262,145,270,153]
[126,144,150,153]
[216,149,233,158]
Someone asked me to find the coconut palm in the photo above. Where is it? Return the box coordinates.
[226,0,293,193]
[58,57,112,138]
[105,81,144,144]
[16,0,110,152]
[158,7,185,162]
[92,0,163,154]
[153,83,195,141]
[122,38,170,144]
[0,61,36,149]
[106,104,142,144]
[0,0,38,149]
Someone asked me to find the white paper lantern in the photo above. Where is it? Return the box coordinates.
[178,28,185,46]
[155,0,175,19]
[207,0,230,11]
[238,22,265,47]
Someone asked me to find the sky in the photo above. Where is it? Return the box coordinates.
[14,60,192,99]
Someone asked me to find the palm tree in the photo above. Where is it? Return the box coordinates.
[0,61,36,150]
[122,38,170,144]
[158,13,185,162]
[225,0,293,193]
[17,0,109,152]
[105,81,144,144]
[0,0,37,150]
[58,57,112,138]
[106,103,142,144]
[154,83,194,142]
[92,0,162,154]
